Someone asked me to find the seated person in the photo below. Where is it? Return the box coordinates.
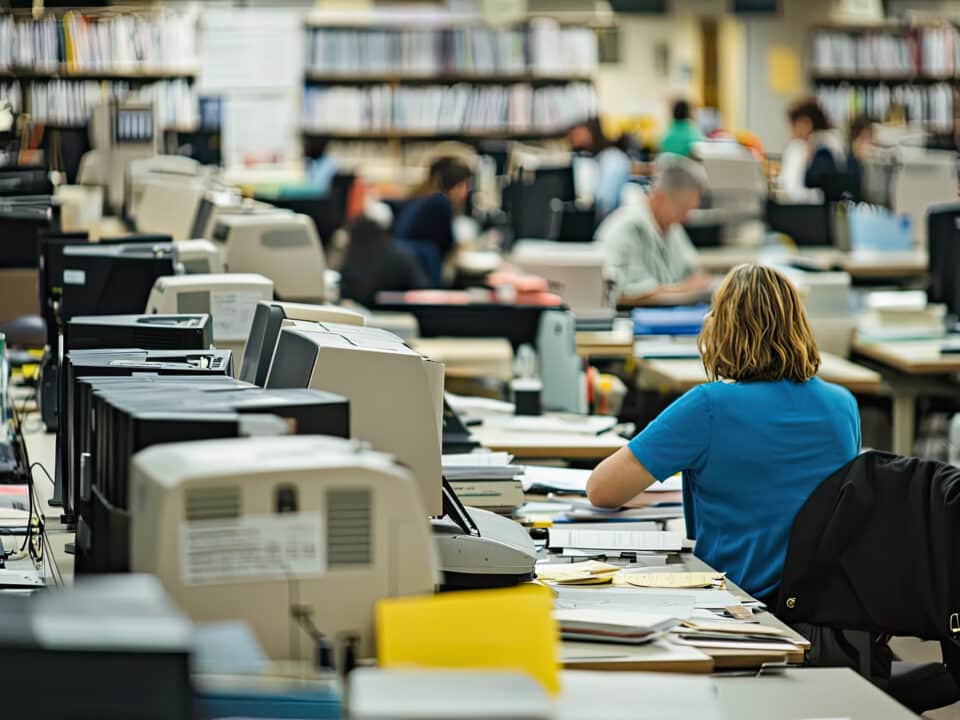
[595,155,712,306]
[586,264,861,604]
[660,99,704,158]
[781,97,852,203]
[394,156,473,287]
[567,118,632,218]
[340,203,427,308]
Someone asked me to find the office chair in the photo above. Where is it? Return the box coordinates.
[777,451,960,714]
[927,202,960,320]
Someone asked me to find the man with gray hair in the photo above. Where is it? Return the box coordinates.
[595,155,712,305]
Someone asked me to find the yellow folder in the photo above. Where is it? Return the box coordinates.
[376,584,561,694]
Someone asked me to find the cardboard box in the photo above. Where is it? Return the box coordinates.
[0,269,39,324]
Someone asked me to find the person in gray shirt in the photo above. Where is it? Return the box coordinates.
[596,155,712,306]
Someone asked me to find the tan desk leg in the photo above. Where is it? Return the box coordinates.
[891,387,917,457]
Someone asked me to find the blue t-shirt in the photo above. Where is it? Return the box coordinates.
[629,378,860,598]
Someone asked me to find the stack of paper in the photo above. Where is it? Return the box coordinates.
[444,452,524,513]
[612,571,724,590]
[548,528,684,553]
[536,560,620,586]
[553,609,679,645]
[857,291,946,340]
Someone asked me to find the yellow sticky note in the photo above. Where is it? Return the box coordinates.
[768,46,800,95]
[613,571,724,589]
[376,585,561,694]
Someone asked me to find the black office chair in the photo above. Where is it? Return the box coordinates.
[776,451,960,714]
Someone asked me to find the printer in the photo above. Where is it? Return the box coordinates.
[145,273,274,372]
[212,213,327,303]
[510,241,610,318]
[266,322,538,588]
[189,190,280,240]
[130,435,438,659]
[240,300,365,387]
[892,146,958,246]
[77,100,160,214]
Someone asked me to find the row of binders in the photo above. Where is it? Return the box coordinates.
[302,82,597,134]
[23,78,197,128]
[0,10,197,73]
[304,18,597,77]
[817,82,955,130]
[0,81,22,114]
[811,26,960,77]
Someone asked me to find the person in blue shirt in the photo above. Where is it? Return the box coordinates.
[586,264,861,604]
[393,156,473,287]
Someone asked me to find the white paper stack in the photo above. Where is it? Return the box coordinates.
[444,452,525,513]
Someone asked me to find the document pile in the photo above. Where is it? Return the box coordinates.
[553,609,679,645]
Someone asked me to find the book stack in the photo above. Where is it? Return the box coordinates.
[811,30,916,77]
[302,81,596,136]
[443,452,525,514]
[1,10,197,73]
[817,82,954,130]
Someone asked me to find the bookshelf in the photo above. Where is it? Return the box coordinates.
[301,16,599,150]
[0,9,199,131]
[809,22,960,137]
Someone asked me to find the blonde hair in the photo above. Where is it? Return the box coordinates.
[698,264,820,383]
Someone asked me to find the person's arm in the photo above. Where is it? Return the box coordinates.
[618,271,713,306]
[587,385,711,508]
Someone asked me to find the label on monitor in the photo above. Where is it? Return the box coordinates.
[180,513,325,585]
[210,290,263,341]
[63,269,86,285]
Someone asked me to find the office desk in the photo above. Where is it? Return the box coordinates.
[576,326,634,360]
[697,246,928,281]
[557,668,918,719]
[637,352,883,396]
[853,337,960,455]
[410,337,514,382]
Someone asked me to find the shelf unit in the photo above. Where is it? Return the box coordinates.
[808,22,960,139]
[0,9,199,131]
[300,16,599,153]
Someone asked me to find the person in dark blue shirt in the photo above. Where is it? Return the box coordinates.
[586,264,861,603]
[393,156,473,287]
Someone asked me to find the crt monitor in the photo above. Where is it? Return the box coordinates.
[928,202,960,318]
[61,241,176,321]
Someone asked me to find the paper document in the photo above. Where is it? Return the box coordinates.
[648,473,683,492]
[521,466,592,494]
[554,586,697,619]
[613,572,724,589]
[485,415,618,436]
[548,529,683,552]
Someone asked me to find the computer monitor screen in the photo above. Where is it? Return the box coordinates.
[928,203,960,317]
[239,303,286,386]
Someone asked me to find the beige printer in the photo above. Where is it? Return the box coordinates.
[265,322,538,587]
[129,435,438,659]
[174,239,225,274]
[189,191,280,240]
[212,213,327,303]
[145,273,274,372]
[510,241,610,317]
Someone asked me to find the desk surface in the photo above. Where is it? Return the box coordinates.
[473,427,627,460]
[853,337,960,375]
[698,245,928,280]
[636,351,883,395]
[557,668,918,719]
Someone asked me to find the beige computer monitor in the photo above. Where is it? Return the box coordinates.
[213,213,326,303]
[510,241,609,315]
[266,323,444,516]
[129,435,438,659]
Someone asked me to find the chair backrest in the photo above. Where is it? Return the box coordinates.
[777,450,960,682]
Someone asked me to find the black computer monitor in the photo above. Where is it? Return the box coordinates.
[928,202,960,317]
[765,199,834,247]
[61,241,176,321]
[189,196,216,239]
[0,198,58,269]
[505,165,577,242]
[38,232,90,346]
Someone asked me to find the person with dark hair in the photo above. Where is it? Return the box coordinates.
[393,156,473,286]
[660,99,704,158]
[340,206,428,308]
[780,96,849,202]
[566,117,631,217]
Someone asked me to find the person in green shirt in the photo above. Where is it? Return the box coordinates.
[660,100,704,158]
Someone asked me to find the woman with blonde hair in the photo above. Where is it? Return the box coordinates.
[587,264,860,604]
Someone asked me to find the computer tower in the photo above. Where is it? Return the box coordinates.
[65,314,212,352]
